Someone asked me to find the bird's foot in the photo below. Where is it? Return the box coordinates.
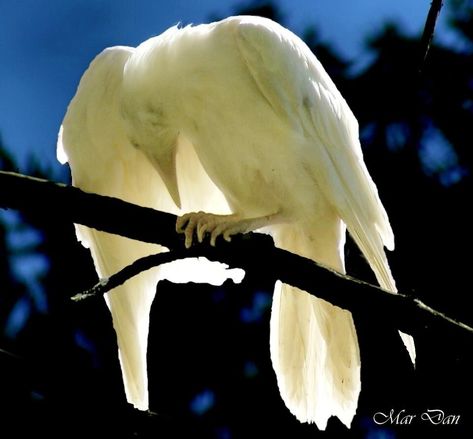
[176,212,246,248]
[176,211,283,248]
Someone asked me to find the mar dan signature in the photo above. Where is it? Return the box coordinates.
[373,409,460,425]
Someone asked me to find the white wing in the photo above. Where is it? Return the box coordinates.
[234,16,415,426]
[235,16,396,289]
[237,18,415,363]
[58,46,237,410]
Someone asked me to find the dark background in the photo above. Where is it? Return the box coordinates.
[1,1,472,438]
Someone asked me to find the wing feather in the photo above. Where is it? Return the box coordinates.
[235,16,396,290]
[59,46,237,410]
[235,17,415,427]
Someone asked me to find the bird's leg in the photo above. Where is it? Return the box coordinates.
[176,211,284,248]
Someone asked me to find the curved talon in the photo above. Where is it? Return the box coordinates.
[212,222,228,246]
[183,215,195,247]
[197,222,208,243]
[210,229,218,247]
[176,215,189,233]
[223,230,233,242]
[184,227,194,248]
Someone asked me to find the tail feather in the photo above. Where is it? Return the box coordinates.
[267,204,415,429]
[270,282,361,429]
[268,221,361,430]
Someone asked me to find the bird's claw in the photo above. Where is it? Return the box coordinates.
[176,212,242,249]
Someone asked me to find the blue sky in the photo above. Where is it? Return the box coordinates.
[0,0,454,172]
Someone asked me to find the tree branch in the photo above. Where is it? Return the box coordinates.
[419,0,444,72]
[1,170,472,337]
[0,171,178,248]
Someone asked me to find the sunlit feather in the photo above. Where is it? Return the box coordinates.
[59,15,413,429]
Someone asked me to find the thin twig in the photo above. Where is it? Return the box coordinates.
[419,0,444,72]
[0,347,22,360]
[71,251,181,301]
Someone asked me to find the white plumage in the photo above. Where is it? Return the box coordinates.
[58,16,414,430]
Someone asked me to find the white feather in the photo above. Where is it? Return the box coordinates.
[59,46,239,410]
[59,15,414,429]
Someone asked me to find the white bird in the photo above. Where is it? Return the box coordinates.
[58,15,415,430]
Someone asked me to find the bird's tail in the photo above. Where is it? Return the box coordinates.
[268,221,361,430]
